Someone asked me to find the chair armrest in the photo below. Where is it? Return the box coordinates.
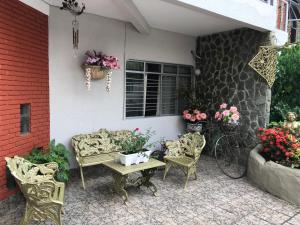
[22,180,64,205]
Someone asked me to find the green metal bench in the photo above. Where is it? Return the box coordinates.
[71,129,132,189]
[163,132,206,189]
[5,156,65,225]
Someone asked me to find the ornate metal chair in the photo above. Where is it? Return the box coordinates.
[163,132,206,189]
[5,156,65,225]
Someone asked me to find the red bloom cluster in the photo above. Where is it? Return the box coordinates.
[258,127,300,162]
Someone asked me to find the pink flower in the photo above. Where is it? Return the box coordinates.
[134,128,140,132]
[196,113,202,121]
[229,106,238,113]
[232,113,240,121]
[215,112,221,119]
[190,115,196,122]
[184,113,192,120]
[220,103,227,109]
[193,109,200,114]
[200,113,207,120]
[183,110,189,115]
[222,110,230,117]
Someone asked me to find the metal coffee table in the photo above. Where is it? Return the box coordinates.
[103,158,165,203]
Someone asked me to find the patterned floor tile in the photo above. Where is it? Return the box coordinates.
[0,156,299,225]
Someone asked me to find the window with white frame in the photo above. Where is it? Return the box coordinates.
[125,60,192,118]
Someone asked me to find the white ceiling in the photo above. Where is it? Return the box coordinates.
[46,0,246,37]
[133,0,244,36]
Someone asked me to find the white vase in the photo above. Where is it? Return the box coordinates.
[119,150,151,166]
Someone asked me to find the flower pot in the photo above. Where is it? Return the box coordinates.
[186,122,206,133]
[82,65,107,80]
[119,150,151,166]
[220,123,239,133]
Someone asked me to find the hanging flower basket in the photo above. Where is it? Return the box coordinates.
[81,50,120,92]
[82,65,107,80]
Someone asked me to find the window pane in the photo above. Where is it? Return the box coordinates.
[126,61,144,71]
[146,63,161,73]
[126,73,144,117]
[163,64,177,74]
[161,76,176,115]
[178,76,192,114]
[145,74,159,117]
[20,104,30,134]
[179,66,192,75]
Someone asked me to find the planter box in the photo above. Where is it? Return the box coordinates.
[119,150,151,166]
[247,145,300,206]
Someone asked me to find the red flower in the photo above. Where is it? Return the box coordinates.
[134,128,140,132]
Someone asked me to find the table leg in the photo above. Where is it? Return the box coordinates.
[138,169,158,196]
[112,172,128,204]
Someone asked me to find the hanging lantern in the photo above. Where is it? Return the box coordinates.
[60,0,85,56]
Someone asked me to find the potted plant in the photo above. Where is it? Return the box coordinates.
[182,109,207,133]
[82,50,120,91]
[214,103,240,132]
[116,128,154,166]
[247,126,300,206]
[26,140,70,183]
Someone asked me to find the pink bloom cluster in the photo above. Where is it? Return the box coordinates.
[84,50,120,70]
[214,103,240,124]
[183,109,207,123]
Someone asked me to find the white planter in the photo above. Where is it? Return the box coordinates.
[119,150,151,166]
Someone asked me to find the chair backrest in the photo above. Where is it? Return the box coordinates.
[72,129,133,157]
[165,132,206,160]
[5,156,58,184]
[180,132,206,160]
[5,156,59,203]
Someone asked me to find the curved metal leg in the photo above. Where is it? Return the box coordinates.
[140,169,158,196]
[163,163,172,180]
[79,166,86,190]
[112,172,129,204]
[184,168,192,189]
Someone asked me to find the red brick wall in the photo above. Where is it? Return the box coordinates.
[0,0,49,199]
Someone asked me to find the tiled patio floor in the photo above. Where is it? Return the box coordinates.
[1,156,299,225]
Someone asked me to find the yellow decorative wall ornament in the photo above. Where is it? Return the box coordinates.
[248,46,278,88]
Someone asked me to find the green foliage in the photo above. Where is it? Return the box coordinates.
[290,148,300,168]
[116,129,155,155]
[26,140,70,183]
[267,121,284,128]
[271,44,300,121]
[179,87,204,110]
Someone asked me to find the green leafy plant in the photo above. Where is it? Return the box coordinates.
[116,128,154,155]
[271,44,300,121]
[26,140,70,182]
[179,87,205,110]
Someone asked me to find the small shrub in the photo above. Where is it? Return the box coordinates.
[26,140,70,182]
[116,128,154,155]
[257,127,300,168]
[271,44,300,121]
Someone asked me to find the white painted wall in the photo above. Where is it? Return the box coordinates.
[49,7,195,168]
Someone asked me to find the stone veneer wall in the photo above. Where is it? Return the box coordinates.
[196,28,271,134]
